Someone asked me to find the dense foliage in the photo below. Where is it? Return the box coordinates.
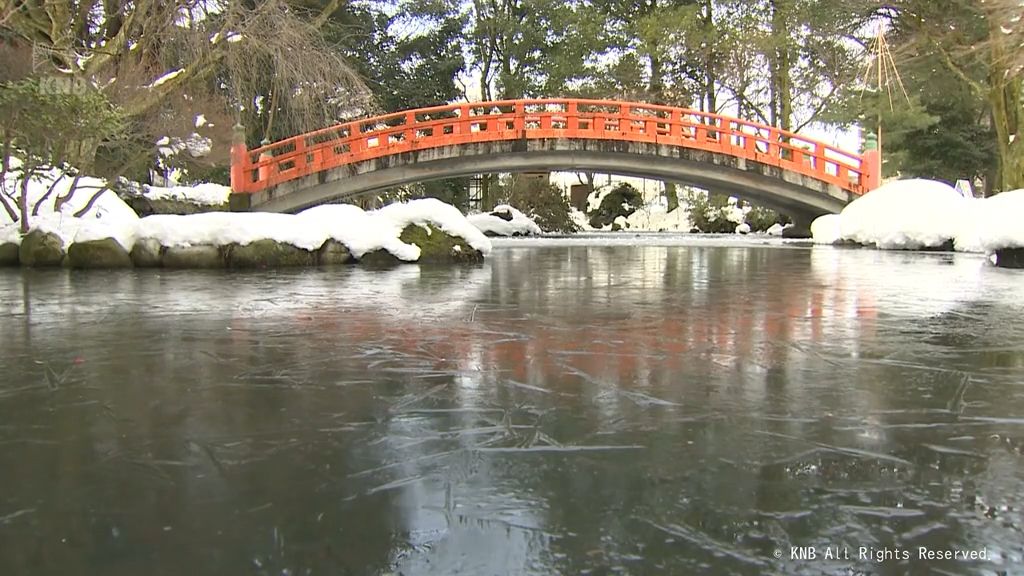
[1,0,1020,222]
[495,177,580,233]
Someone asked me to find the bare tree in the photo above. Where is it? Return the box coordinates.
[980,0,1024,77]
[3,0,372,142]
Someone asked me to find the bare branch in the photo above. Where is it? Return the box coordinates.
[72,186,110,218]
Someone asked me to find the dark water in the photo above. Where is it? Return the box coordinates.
[2,240,1023,575]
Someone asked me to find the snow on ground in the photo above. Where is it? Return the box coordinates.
[468,205,542,236]
[811,179,1024,255]
[143,182,231,206]
[1,165,139,247]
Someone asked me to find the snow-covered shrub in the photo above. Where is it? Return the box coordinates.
[685,191,738,233]
[589,182,643,229]
[744,205,787,232]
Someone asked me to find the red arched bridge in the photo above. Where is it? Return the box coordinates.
[229,99,879,221]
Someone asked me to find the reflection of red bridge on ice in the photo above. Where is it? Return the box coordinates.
[229,99,880,221]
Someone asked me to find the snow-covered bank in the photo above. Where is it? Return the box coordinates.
[812,180,1024,262]
[132,199,490,261]
[2,169,492,266]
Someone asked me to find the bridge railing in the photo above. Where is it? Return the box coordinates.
[231,99,874,196]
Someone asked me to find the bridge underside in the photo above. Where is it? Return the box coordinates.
[230,138,856,222]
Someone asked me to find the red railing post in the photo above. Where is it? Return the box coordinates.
[258,138,272,186]
[405,112,417,145]
[567,101,579,132]
[458,105,471,136]
[229,123,248,193]
[294,137,306,172]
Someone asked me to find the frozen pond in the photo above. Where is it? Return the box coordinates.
[1,237,1023,575]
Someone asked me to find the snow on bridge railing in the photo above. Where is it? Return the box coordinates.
[230,99,878,196]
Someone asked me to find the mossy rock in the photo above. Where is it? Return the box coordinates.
[995,248,1024,268]
[126,196,229,217]
[227,239,316,268]
[782,225,812,239]
[917,239,955,252]
[0,242,19,266]
[68,238,132,269]
[162,244,226,269]
[399,224,484,263]
[131,238,163,267]
[358,248,404,267]
[318,239,353,266]
[19,230,65,267]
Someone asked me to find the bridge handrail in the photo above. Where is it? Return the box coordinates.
[231,99,874,196]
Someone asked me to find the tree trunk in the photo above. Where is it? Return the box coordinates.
[665,182,679,212]
[481,173,492,211]
[769,0,792,131]
[702,0,717,113]
[19,168,30,233]
[0,192,16,222]
[649,52,663,102]
[988,36,1023,191]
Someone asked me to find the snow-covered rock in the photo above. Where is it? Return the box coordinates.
[73,216,137,252]
[134,198,491,264]
[468,205,543,236]
[810,180,1024,257]
[735,222,751,235]
[765,222,792,237]
[810,214,843,245]
[971,190,1024,253]
[838,179,965,249]
[144,183,231,206]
